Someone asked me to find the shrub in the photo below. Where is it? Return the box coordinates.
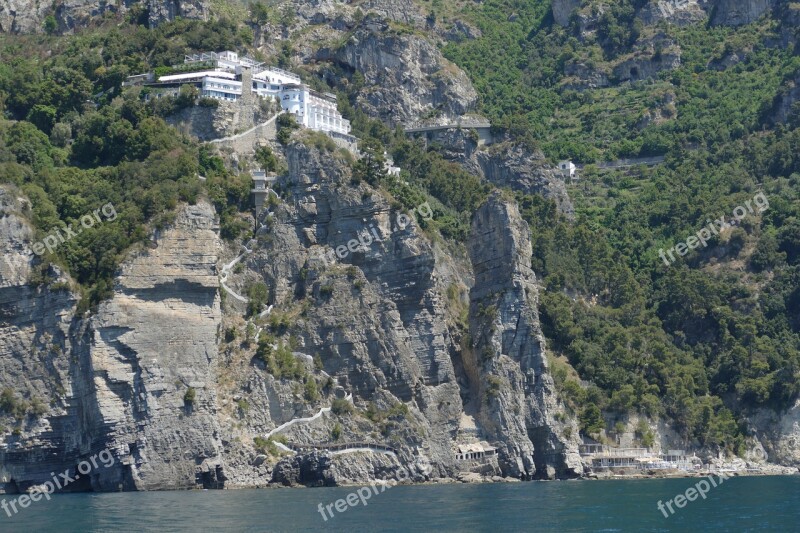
[485,375,503,401]
[268,312,290,334]
[198,97,219,108]
[331,398,353,416]
[258,340,304,380]
[184,387,196,404]
[254,435,286,456]
[319,283,334,297]
[304,379,320,402]
[255,145,280,173]
[0,389,28,419]
[29,397,48,418]
[246,282,269,317]
[43,15,57,34]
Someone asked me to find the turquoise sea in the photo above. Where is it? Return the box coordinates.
[1,475,798,532]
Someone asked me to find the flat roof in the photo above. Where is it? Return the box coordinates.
[158,70,236,82]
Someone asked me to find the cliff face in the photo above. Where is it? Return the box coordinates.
[408,128,575,217]
[766,70,800,126]
[748,401,800,468]
[79,201,224,491]
[3,138,800,489]
[0,0,208,33]
[0,187,82,492]
[239,139,465,478]
[552,0,777,28]
[316,17,478,126]
[208,139,581,485]
[467,193,582,479]
[710,0,777,26]
[0,198,225,492]
[0,0,49,33]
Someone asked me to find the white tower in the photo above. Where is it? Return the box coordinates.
[252,169,271,215]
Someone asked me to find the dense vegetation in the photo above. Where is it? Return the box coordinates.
[0,0,798,455]
[433,0,800,451]
[0,18,252,308]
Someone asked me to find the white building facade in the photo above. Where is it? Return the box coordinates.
[559,160,577,178]
[151,51,352,136]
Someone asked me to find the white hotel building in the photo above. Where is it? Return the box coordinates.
[137,51,351,137]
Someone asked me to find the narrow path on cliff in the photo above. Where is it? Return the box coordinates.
[264,406,332,439]
[217,199,388,459]
[219,245,251,303]
[283,441,398,457]
[209,113,280,145]
[327,447,397,457]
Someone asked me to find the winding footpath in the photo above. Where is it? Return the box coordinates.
[218,203,395,458]
[209,114,280,145]
[219,246,251,303]
[265,406,332,440]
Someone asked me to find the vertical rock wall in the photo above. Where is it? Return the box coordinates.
[82,201,225,490]
[467,192,582,479]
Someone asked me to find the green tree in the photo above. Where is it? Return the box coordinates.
[352,138,385,186]
[246,281,269,317]
[43,15,57,35]
[580,403,605,435]
[255,145,279,172]
[26,105,57,135]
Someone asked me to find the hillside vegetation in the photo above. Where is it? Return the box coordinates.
[0,0,798,455]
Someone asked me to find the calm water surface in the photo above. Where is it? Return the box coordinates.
[2,475,798,532]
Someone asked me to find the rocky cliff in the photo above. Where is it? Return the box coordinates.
[0,187,82,492]
[79,201,225,491]
[552,0,779,29]
[227,137,465,481]
[315,16,478,126]
[2,133,799,490]
[467,192,582,479]
[407,128,575,217]
[0,196,226,492]
[710,0,777,26]
[0,0,208,33]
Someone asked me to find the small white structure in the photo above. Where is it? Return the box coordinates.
[559,160,577,178]
[455,442,497,461]
[252,169,276,214]
[383,152,401,177]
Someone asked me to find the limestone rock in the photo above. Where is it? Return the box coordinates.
[0,187,80,492]
[407,129,574,217]
[638,0,708,26]
[82,200,224,490]
[552,0,582,27]
[316,16,478,126]
[467,192,583,479]
[765,71,800,126]
[710,0,776,26]
[0,0,210,34]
